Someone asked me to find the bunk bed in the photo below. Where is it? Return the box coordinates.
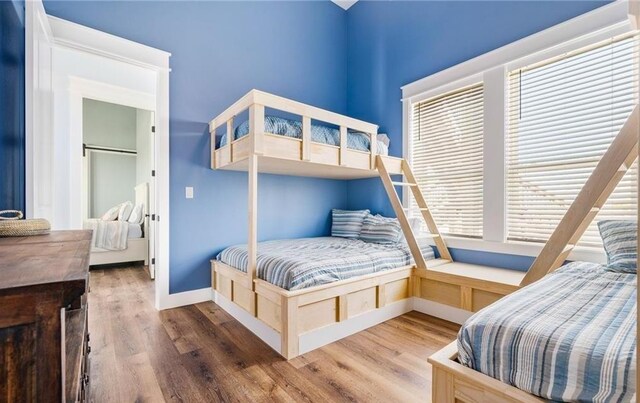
[209,90,526,359]
[429,106,639,402]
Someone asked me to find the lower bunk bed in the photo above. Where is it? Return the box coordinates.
[429,261,637,402]
[212,236,436,359]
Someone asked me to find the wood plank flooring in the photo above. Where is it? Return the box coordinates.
[88,266,460,402]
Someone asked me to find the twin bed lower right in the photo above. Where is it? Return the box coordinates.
[430,261,637,402]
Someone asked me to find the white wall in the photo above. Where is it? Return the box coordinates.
[83,98,138,217]
[89,152,136,217]
[83,98,137,149]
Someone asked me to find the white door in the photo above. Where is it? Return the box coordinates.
[149,112,156,279]
[140,110,156,279]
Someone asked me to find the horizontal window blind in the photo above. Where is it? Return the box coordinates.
[410,83,484,239]
[507,32,639,247]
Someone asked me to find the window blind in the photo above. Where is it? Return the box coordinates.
[507,32,639,247]
[410,83,484,239]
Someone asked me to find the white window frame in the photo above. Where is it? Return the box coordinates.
[402,1,637,264]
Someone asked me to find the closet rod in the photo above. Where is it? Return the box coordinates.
[83,143,137,156]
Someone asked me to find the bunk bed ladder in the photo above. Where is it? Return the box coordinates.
[377,156,452,270]
[521,105,640,286]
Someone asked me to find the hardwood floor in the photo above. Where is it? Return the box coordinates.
[88,266,460,402]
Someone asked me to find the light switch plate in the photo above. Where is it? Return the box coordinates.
[185,187,194,199]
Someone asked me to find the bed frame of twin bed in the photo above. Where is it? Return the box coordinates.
[209,90,639,402]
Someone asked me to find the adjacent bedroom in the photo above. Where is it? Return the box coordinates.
[0,0,637,402]
[82,98,155,278]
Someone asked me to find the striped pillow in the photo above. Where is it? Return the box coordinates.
[331,209,370,239]
[360,214,402,245]
[598,220,637,273]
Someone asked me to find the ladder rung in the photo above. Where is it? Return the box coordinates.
[391,181,417,187]
[562,244,575,254]
[416,234,442,239]
[618,163,629,172]
[403,207,429,211]
[590,207,600,214]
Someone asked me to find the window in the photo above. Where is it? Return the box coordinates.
[403,3,638,259]
[507,33,639,247]
[410,83,484,238]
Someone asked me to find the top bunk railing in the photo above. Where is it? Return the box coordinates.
[209,90,383,173]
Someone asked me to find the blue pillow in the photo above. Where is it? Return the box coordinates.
[359,214,402,245]
[598,220,637,273]
[331,209,370,239]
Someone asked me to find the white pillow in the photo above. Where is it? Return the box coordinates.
[377,133,390,147]
[128,204,145,225]
[101,204,120,221]
[408,217,422,233]
[117,201,133,221]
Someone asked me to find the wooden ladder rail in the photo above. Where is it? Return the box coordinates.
[521,105,640,286]
[377,156,452,270]
[401,160,453,262]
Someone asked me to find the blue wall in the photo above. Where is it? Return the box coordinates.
[345,0,609,271]
[44,1,349,293]
[42,0,613,289]
[0,0,25,214]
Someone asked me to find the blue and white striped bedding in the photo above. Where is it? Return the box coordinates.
[458,261,636,402]
[598,220,637,273]
[216,236,435,290]
[331,209,370,239]
[218,115,389,155]
[360,214,402,245]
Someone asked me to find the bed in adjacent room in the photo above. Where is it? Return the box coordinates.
[83,182,150,267]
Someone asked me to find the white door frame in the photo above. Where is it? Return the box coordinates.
[72,78,156,278]
[27,12,172,310]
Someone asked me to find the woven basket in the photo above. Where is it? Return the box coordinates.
[0,210,50,237]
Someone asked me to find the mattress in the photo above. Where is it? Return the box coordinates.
[83,219,143,239]
[219,115,389,155]
[457,261,636,402]
[217,236,435,290]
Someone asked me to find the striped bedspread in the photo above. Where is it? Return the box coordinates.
[217,237,435,290]
[457,261,636,402]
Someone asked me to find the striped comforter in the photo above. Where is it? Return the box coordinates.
[217,237,435,290]
[458,261,636,402]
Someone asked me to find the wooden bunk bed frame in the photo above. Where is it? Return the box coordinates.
[209,90,528,359]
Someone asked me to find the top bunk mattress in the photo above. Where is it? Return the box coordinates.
[457,261,636,402]
[219,115,389,155]
[217,236,434,290]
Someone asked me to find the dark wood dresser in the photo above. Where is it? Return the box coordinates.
[0,230,92,402]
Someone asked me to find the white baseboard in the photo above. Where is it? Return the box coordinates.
[213,291,281,353]
[159,287,214,310]
[412,298,473,325]
[299,299,413,355]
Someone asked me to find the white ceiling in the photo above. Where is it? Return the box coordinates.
[331,0,358,11]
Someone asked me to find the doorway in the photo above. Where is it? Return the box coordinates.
[81,98,156,279]
[27,6,171,309]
